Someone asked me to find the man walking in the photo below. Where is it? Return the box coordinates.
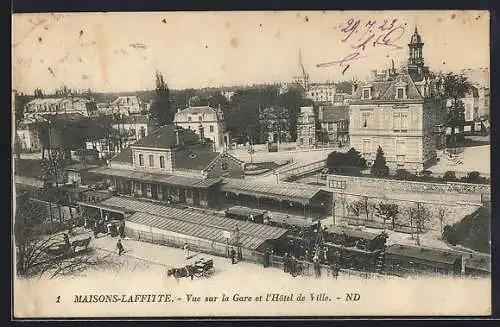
[230,247,236,264]
[116,239,125,256]
[183,243,190,262]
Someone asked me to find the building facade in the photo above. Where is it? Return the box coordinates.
[349,27,447,172]
[89,125,244,208]
[24,97,95,117]
[111,114,149,143]
[306,83,337,103]
[173,106,230,151]
[110,96,142,116]
[296,106,316,148]
[318,105,350,146]
[16,121,42,152]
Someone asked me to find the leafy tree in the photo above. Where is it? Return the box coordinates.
[375,202,400,229]
[275,88,306,141]
[149,71,172,128]
[462,171,483,184]
[345,147,367,167]
[371,146,389,177]
[395,169,416,181]
[326,148,366,175]
[442,73,472,145]
[226,86,277,142]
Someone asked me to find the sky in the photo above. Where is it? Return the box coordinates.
[12,10,489,93]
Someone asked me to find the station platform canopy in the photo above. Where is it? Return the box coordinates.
[220,178,332,204]
[88,166,221,189]
[99,196,288,250]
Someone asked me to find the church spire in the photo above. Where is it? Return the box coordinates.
[295,48,309,91]
[408,25,425,80]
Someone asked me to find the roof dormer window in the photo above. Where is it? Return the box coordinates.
[395,81,408,99]
[362,85,372,100]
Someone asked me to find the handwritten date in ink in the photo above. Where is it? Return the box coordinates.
[317,18,406,74]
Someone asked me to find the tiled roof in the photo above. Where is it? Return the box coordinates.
[352,72,424,102]
[101,196,288,250]
[319,105,349,123]
[132,125,200,149]
[177,106,217,115]
[88,166,222,188]
[174,148,220,171]
[110,148,133,164]
[174,106,222,122]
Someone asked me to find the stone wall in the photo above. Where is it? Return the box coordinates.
[326,174,490,195]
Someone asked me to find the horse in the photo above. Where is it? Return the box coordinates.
[167,266,195,281]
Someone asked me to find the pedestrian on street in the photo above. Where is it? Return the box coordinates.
[184,243,190,261]
[283,252,289,273]
[116,239,124,256]
[93,221,99,238]
[119,221,125,239]
[230,247,236,264]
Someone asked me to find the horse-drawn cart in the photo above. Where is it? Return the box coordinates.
[167,258,215,280]
[192,258,214,278]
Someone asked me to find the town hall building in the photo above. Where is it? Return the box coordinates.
[349,27,447,171]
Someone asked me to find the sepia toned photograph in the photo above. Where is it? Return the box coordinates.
[12,10,491,318]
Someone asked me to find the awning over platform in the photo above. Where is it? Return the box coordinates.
[220,178,331,204]
[128,211,272,250]
[88,166,221,189]
[77,201,135,215]
[100,196,288,250]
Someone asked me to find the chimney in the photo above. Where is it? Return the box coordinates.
[371,70,378,80]
[174,125,184,147]
[351,80,358,95]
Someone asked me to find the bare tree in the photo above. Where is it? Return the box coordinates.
[15,193,109,278]
[40,249,112,279]
[437,207,448,238]
[407,202,432,246]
